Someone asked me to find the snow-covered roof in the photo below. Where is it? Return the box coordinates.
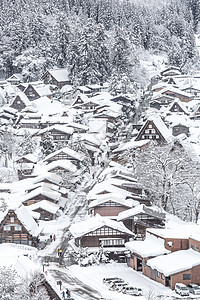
[10,92,31,106]
[36,124,74,135]
[33,84,52,97]
[168,99,189,113]
[32,172,62,185]
[43,146,85,162]
[161,86,193,98]
[22,186,61,203]
[46,159,77,173]
[69,214,135,238]
[118,204,165,221]
[125,231,170,257]
[15,153,38,163]
[88,194,137,209]
[27,200,59,214]
[147,249,200,276]
[113,139,150,153]
[46,68,70,82]
[147,227,195,239]
[15,204,40,236]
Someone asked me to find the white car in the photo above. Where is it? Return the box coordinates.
[109,282,128,291]
[121,286,142,296]
[175,283,190,296]
[188,283,200,295]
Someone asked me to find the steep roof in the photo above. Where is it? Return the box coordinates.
[69,214,135,238]
[88,194,137,209]
[43,146,85,162]
[46,159,78,173]
[27,200,60,214]
[45,69,70,82]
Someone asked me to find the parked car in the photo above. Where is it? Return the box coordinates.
[175,283,190,296]
[103,277,120,284]
[108,279,125,288]
[188,283,200,295]
[121,286,142,296]
[109,282,128,291]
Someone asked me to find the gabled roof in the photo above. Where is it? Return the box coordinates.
[46,159,78,173]
[15,154,38,164]
[117,204,165,221]
[113,139,150,153]
[10,92,31,107]
[147,249,200,276]
[88,194,137,209]
[32,172,62,185]
[22,186,61,203]
[168,99,189,114]
[27,200,60,215]
[69,214,135,238]
[161,86,193,98]
[7,73,23,81]
[35,124,74,136]
[43,146,85,162]
[43,69,70,82]
[135,116,172,142]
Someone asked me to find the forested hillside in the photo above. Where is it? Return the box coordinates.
[0,0,200,87]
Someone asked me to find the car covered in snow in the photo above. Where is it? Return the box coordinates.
[107,279,125,288]
[121,286,142,296]
[103,277,120,284]
[188,283,200,295]
[109,281,128,291]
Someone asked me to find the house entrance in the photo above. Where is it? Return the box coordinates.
[166,276,171,287]
[137,258,142,271]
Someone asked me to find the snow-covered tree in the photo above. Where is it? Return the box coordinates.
[40,132,56,156]
[15,131,37,157]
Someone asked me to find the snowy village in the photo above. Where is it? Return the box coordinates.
[1,0,200,299]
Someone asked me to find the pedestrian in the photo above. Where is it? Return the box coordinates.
[57,248,60,256]
[53,234,56,241]
[62,290,65,299]
[59,249,62,257]
[50,234,52,242]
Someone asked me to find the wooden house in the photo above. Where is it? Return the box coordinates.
[118,204,166,238]
[69,214,135,259]
[15,154,38,180]
[135,116,171,144]
[88,194,136,218]
[41,69,71,89]
[181,85,200,97]
[27,200,60,221]
[10,92,31,112]
[43,146,85,169]
[0,204,39,246]
[35,125,74,144]
[168,100,189,115]
[24,83,52,101]
[7,73,23,85]
[46,159,77,174]
[144,249,200,289]
[160,87,193,102]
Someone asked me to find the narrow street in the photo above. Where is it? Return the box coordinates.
[48,266,102,300]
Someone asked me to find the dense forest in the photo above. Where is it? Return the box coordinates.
[0,0,200,87]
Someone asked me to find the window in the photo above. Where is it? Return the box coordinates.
[10,217,14,223]
[161,274,164,280]
[149,125,152,128]
[191,245,194,249]
[14,225,21,231]
[4,225,10,231]
[157,271,160,278]
[183,274,191,280]
[195,245,199,252]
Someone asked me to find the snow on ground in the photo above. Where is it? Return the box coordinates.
[68,261,175,300]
